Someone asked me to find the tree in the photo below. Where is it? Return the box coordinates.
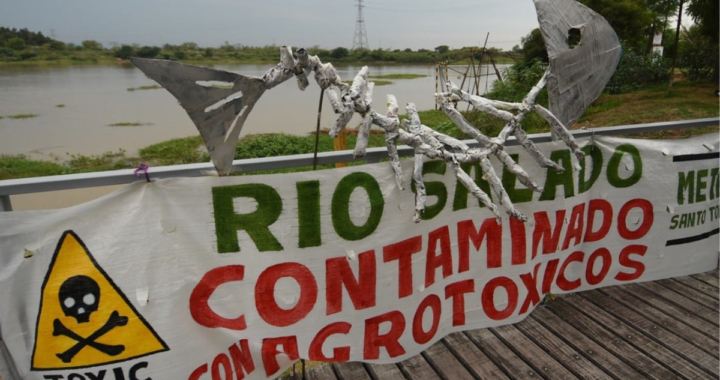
[684,0,719,81]
[434,45,449,55]
[646,0,680,44]
[577,0,655,51]
[81,40,103,50]
[137,46,161,58]
[331,47,349,59]
[521,29,548,63]
[48,40,66,51]
[5,37,25,51]
[114,45,135,59]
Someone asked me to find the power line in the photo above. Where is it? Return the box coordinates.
[363,3,484,13]
[352,0,369,50]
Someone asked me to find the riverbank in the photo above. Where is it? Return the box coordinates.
[1,81,717,181]
[0,47,516,67]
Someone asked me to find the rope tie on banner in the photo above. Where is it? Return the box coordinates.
[134,163,151,182]
[582,126,595,152]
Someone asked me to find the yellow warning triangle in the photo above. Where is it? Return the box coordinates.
[32,231,169,370]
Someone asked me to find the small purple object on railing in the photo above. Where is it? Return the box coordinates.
[134,163,151,183]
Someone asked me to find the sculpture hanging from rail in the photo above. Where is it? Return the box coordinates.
[131,0,621,223]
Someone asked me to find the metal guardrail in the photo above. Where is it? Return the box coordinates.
[0,117,717,212]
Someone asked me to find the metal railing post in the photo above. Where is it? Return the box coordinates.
[0,195,11,212]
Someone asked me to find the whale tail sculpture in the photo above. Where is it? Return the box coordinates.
[533,0,622,128]
[130,58,266,175]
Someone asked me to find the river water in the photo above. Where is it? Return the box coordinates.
[0,63,505,160]
[0,63,504,210]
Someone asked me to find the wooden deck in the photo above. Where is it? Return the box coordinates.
[281,269,720,380]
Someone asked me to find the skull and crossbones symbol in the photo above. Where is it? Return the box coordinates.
[52,275,128,363]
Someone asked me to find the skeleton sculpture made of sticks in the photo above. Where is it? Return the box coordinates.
[326,64,583,224]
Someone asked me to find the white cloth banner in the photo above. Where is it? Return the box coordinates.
[0,135,718,380]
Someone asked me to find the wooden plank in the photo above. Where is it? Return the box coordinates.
[691,271,719,288]
[491,324,578,379]
[601,289,720,359]
[575,291,717,378]
[538,298,670,379]
[442,332,510,380]
[306,364,339,380]
[657,279,718,310]
[673,276,720,298]
[514,313,615,380]
[604,285,719,354]
[332,362,371,380]
[364,363,405,380]
[635,281,719,325]
[398,352,442,380]
[464,328,539,379]
[421,341,476,380]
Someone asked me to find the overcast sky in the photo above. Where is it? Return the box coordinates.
[0,0,542,50]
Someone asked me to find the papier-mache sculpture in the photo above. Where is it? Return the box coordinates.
[131,0,621,223]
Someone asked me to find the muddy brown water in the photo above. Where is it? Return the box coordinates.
[0,63,505,210]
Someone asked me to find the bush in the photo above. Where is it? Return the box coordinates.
[678,26,718,82]
[81,40,103,50]
[0,47,13,58]
[114,45,135,59]
[605,47,669,94]
[136,46,161,58]
[331,47,349,59]
[48,40,66,51]
[19,50,37,60]
[679,45,716,82]
[485,59,548,104]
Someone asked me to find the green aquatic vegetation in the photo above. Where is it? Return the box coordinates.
[108,122,146,127]
[56,104,66,108]
[342,79,392,86]
[369,74,427,79]
[7,114,38,119]
[127,85,162,91]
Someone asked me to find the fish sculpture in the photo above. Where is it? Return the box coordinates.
[131,0,621,222]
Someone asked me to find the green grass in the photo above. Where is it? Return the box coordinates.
[0,155,69,179]
[369,74,428,80]
[64,150,135,171]
[576,81,719,128]
[127,85,162,91]
[139,136,209,165]
[7,114,38,119]
[108,122,146,127]
[55,104,66,108]
[343,79,393,86]
[0,150,135,179]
